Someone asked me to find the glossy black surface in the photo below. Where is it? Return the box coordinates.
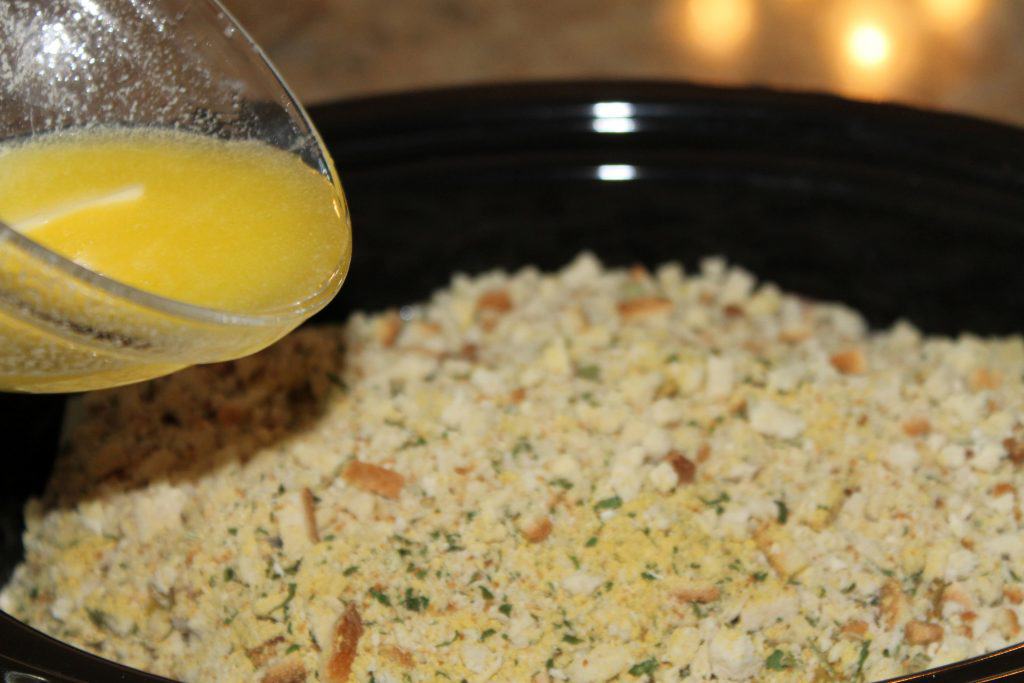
[3,81,1024,682]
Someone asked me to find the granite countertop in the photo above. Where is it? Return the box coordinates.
[224,0,1024,128]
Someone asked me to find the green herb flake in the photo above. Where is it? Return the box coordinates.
[285,643,301,654]
[85,608,109,630]
[641,571,658,581]
[765,649,796,671]
[550,478,574,490]
[854,640,871,678]
[585,536,598,548]
[444,532,465,553]
[576,364,601,381]
[594,496,623,511]
[479,586,495,601]
[699,492,730,514]
[403,588,429,612]
[511,438,533,456]
[223,567,235,582]
[436,632,460,647]
[628,657,659,676]
[400,436,428,449]
[499,603,513,617]
[480,628,497,641]
[752,571,768,582]
[276,583,298,613]
[369,587,391,607]
[562,634,583,644]
[343,565,360,576]
[775,500,789,525]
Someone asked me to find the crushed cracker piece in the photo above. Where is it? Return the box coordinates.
[476,290,513,314]
[993,482,1015,497]
[617,297,672,319]
[841,620,869,639]
[248,636,285,668]
[375,312,403,348]
[521,517,553,544]
[302,487,320,543]
[674,584,720,603]
[324,605,363,683]
[262,656,307,683]
[381,645,414,668]
[879,580,906,631]
[969,368,1001,392]
[904,620,943,645]
[666,453,696,484]
[901,417,931,437]
[830,348,868,375]
[342,461,405,500]
[1005,437,1024,465]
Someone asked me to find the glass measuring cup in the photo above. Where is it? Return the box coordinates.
[0,0,351,392]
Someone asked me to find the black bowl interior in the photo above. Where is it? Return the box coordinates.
[3,81,1024,682]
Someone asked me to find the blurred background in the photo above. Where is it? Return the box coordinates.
[223,0,1024,126]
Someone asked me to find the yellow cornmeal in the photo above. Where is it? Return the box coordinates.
[4,254,1024,682]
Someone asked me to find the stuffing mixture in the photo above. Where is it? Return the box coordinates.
[4,254,1024,682]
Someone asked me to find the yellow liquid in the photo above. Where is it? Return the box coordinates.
[0,128,348,312]
[0,129,351,392]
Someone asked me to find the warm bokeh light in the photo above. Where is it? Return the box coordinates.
[827,1,921,99]
[847,23,891,68]
[919,0,985,32]
[679,0,756,60]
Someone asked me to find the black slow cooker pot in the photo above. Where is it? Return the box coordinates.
[3,82,1024,682]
